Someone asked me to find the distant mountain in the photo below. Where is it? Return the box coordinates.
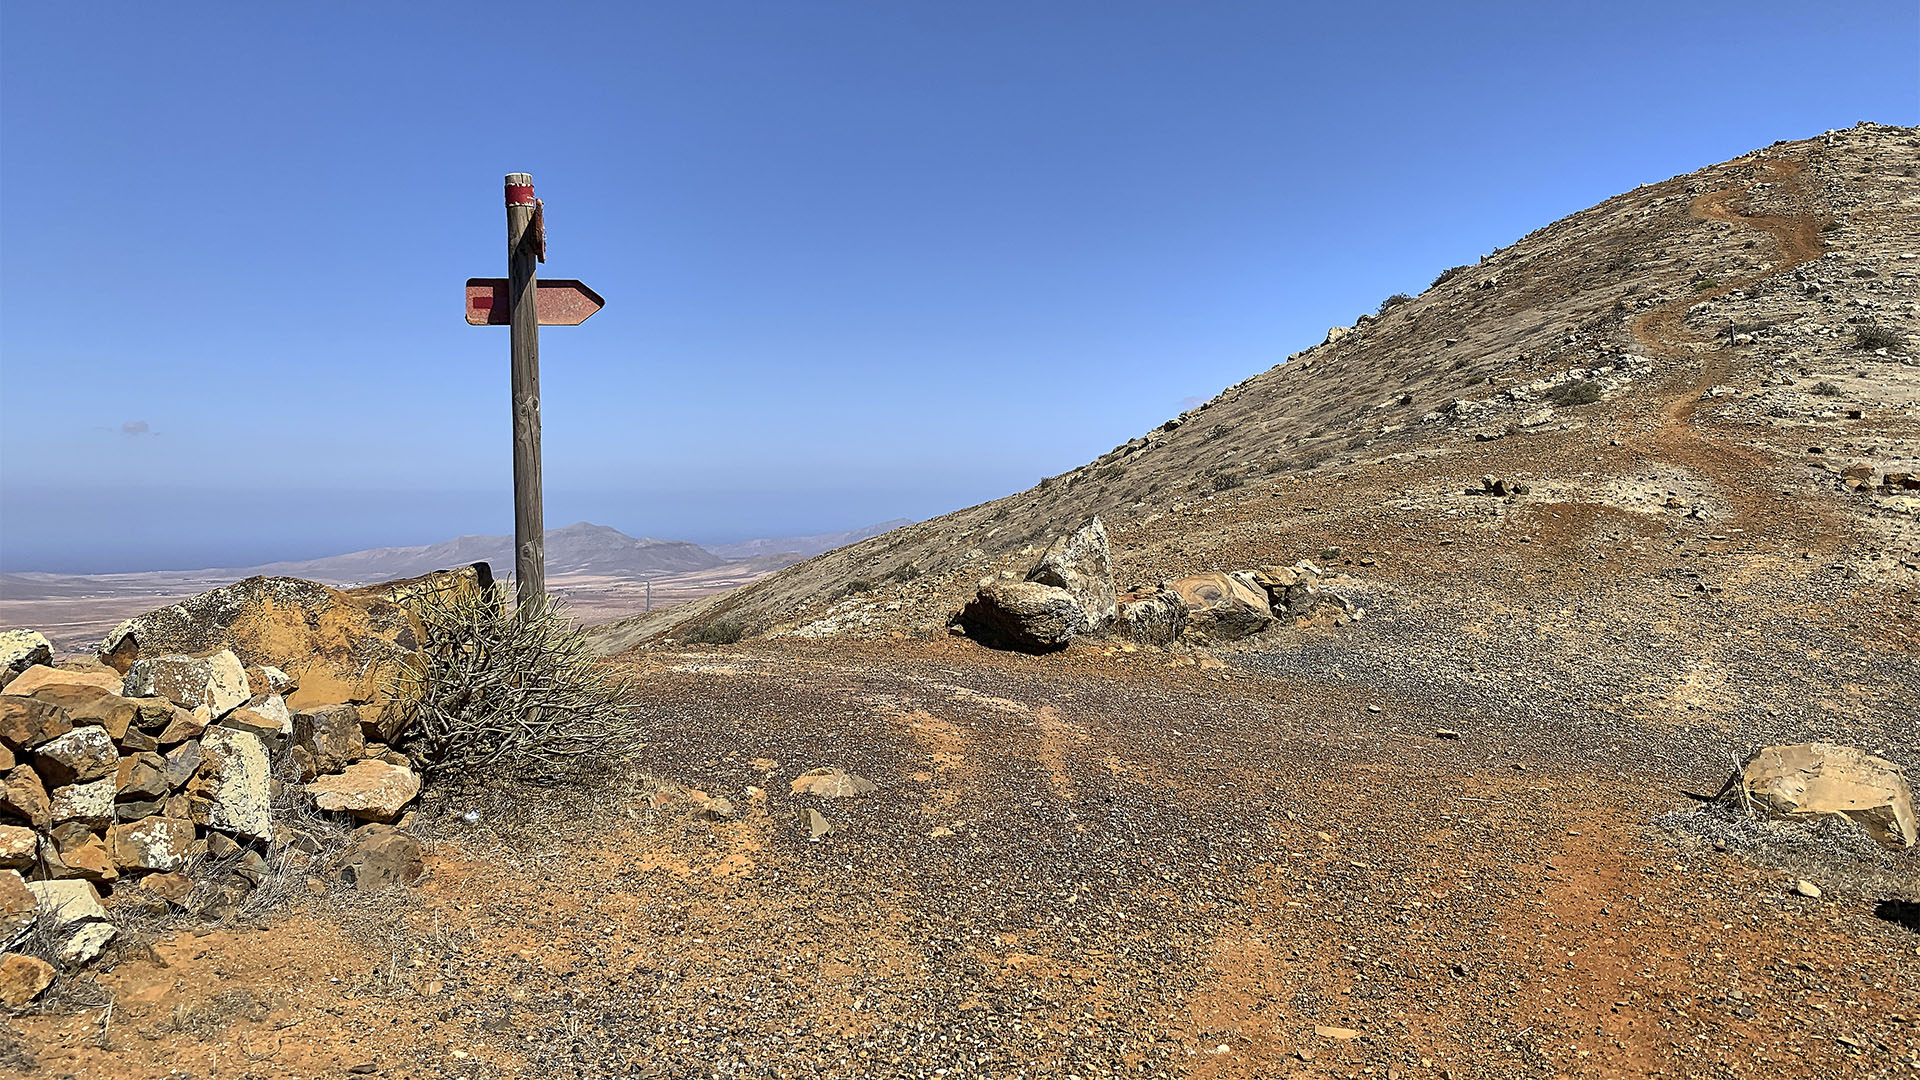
[705,519,914,561]
[234,522,723,584]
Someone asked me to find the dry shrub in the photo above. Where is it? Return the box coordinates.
[386,584,642,782]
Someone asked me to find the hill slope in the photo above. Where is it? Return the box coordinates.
[592,123,1920,651]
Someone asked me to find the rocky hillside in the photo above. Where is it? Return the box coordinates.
[592,122,1919,651]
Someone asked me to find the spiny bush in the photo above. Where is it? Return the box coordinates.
[1856,324,1905,350]
[681,619,746,645]
[1548,380,1602,407]
[1431,265,1470,288]
[1377,293,1413,315]
[1810,380,1843,397]
[1211,471,1245,491]
[385,583,642,781]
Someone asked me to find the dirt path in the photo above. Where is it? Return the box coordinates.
[11,639,1915,1079]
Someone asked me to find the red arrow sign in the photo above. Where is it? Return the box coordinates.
[465,278,604,326]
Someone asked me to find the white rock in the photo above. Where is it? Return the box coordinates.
[49,777,116,828]
[124,649,251,716]
[198,726,274,841]
[25,879,116,964]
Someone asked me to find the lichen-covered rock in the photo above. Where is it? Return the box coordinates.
[1167,572,1275,644]
[958,580,1085,653]
[108,817,195,873]
[1117,589,1188,646]
[100,574,432,713]
[194,726,273,841]
[34,724,119,786]
[307,760,421,823]
[0,631,52,690]
[125,650,251,716]
[49,776,116,829]
[1025,518,1117,632]
[294,703,365,775]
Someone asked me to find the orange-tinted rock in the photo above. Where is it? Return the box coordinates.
[0,952,54,1007]
[108,817,195,873]
[3,664,122,697]
[0,695,71,751]
[307,760,420,823]
[1,767,50,826]
[0,870,32,947]
[0,825,33,870]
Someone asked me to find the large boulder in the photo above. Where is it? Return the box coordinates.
[98,570,484,718]
[125,650,251,716]
[958,580,1086,653]
[1167,572,1275,643]
[1026,519,1117,632]
[1729,743,1916,850]
[1116,589,1188,646]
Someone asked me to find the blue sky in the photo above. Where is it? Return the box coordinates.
[2,2,1915,573]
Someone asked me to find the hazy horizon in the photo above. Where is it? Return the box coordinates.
[0,484,938,575]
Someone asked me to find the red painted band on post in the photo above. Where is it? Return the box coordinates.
[506,184,537,206]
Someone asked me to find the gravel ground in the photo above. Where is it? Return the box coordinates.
[17,636,1913,1080]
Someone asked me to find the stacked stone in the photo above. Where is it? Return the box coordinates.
[0,631,423,1008]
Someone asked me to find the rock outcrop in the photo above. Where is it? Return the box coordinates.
[1116,589,1188,645]
[958,580,1085,653]
[1165,572,1275,643]
[1025,518,1117,632]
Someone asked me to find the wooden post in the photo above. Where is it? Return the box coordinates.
[505,173,545,608]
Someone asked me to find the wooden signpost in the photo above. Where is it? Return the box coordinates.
[467,173,604,608]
